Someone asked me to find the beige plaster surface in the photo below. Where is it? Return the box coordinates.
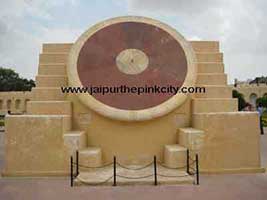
[63,131,87,156]
[164,145,187,168]
[195,53,223,63]
[35,75,67,87]
[31,87,66,101]
[195,85,232,98]
[38,64,66,76]
[196,73,227,86]
[197,63,224,73]
[79,147,102,167]
[193,112,261,173]
[190,41,219,52]
[3,115,71,176]
[39,53,68,64]
[27,101,72,115]
[192,98,238,113]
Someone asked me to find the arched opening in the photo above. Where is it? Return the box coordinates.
[15,99,21,110]
[249,93,258,108]
[24,99,30,111]
[263,93,267,98]
[6,99,12,110]
[0,99,3,110]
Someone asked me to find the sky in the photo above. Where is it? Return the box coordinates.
[0,0,266,83]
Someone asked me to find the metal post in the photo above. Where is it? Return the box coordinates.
[113,156,116,186]
[186,149,190,174]
[70,156,73,187]
[76,150,79,177]
[196,154,199,185]
[154,156,158,186]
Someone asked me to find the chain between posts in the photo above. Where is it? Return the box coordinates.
[70,150,199,186]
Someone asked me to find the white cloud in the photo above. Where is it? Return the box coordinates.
[0,0,80,79]
[0,0,266,83]
[124,0,267,83]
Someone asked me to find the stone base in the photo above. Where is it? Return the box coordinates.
[75,164,194,186]
[4,115,71,176]
[164,145,187,168]
[79,147,102,168]
[193,112,261,172]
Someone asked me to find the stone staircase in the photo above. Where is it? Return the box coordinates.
[191,41,238,113]
[158,41,239,182]
[26,41,235,185]
[27,43,104,172]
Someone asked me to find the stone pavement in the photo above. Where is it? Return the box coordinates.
[0,129,267,200]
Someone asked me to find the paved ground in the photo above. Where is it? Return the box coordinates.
[0,129,267,200]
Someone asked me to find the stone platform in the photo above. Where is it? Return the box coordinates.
[74,164,194,186]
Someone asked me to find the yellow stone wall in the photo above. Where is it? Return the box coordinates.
[193,112,262,173]
[2,39,262,176]
[3,115,71,176]
[68,94,191,164]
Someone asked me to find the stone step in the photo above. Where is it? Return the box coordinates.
[38,64,66,76]
[192,98,238,113]
[31,87,66,101]
[42,43,73,53]
[196,53,223,63]
[39,53,68,64]
[195,85,232,98]
[27,101,72,115]
[74,165,194,186]
[178,128,205,153]
[64,131,87,157]
[190,41,219,53]
[197,62,224,73]
[35,75,67,87]
[79,147,102,168]
[196,73,227,85]
[164,145,187,168]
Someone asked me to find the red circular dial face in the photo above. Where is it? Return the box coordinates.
[77,22,187,110]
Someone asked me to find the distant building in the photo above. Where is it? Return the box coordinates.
[0,91,31,114]
[233,78,267,108]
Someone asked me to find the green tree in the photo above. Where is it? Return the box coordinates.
[232,90,246,111]
[256,96,267,108]
[0,67,35,91]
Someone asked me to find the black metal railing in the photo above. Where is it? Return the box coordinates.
[70,150,200,187]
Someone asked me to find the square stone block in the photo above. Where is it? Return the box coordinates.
[164,145,187,168]
[64,131,87,157]
[178,128,205,154]
[193,112,261,172]
[79,147,102,168]
[4,115,71,176]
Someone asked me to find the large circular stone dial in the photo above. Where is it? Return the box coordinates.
[68,16,197,121]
